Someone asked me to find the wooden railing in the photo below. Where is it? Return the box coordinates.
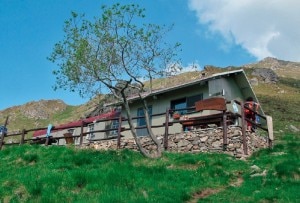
[233,100,273,152]
[0,99,273,153]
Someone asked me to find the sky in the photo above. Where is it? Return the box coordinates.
[1,0,299,110]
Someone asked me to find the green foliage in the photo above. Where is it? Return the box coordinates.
[48,3,181,157]
[49,3,181,99]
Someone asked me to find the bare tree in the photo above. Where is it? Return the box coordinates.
[48,3,181,158]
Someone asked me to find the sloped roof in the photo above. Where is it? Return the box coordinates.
[33,111,118,137]
[105,69,263,114]
[107,69,258,104]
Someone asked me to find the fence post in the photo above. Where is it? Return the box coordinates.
[164,108,170,150]
[20,129,26,145]
[222,110,227,151]
[266,115,274,148]
[241,101,248,155]
[45,136,50,146]
[0,131,5,150]
[80,120,85,146]
[117,115,122,149]
[0,116,9,150]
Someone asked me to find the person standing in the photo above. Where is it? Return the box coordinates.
[244,97,260,132]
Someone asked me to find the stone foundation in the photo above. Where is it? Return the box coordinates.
[83,126,269,158]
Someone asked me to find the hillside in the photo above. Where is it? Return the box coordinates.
[243,57,300,79]
[0,57,299,135]
[242,57,300,135]
[0,100,96,134]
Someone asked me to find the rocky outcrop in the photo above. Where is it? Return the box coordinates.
[84,126,269,158]
[251,68,279,83]
[243,57,300,80]
[20,100,67,119]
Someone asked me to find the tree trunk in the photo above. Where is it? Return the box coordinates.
[141,97,163,156]
[123,95,161,158]
[122,96,162,158]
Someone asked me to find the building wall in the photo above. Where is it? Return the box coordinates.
[208,77,244,126]
[40,120,116,146]
[208,77,243,101]
[119,83,210,138]
[119,76,245,138]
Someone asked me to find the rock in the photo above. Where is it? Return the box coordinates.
[168,141,176,147]
[235,153,242,158]
[192,140,200,145]
[200,136,208,142]
[233,130,241,137]
[192,145,200,150]
[200,146,208,151]
[250,77,259,86]
[212,141,221,148]
[250,165,261,173]
[185,144,193,151]
[289,125,300,132]
[177,140,190,147]
[224,151,234,156]
[250,170,267,177]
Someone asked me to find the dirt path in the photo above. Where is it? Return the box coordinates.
[187,176,243,203]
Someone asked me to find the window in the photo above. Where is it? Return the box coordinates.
[137,106,152,136]
[110,119,119,136]
[171,94,203,114]
[108,107,122,136]
[171,98,186,115]
[87,124,95,139]
[187,94,203,110]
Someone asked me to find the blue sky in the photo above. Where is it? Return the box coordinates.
[1,0,299,110]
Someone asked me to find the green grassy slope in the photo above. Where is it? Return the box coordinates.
[0,131,298,202]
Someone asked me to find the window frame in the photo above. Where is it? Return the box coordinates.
[87,123,95,139]
[170,94,203,115]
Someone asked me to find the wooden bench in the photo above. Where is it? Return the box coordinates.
[180,112,235,129]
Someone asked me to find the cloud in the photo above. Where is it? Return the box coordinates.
[180,62,202,73]
[188,0,300,62]
[165,62,202,76]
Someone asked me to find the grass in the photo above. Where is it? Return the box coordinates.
[51,105,79,123]
[0,134,299,203]
[203,132,300,202]
[0,145,247,202]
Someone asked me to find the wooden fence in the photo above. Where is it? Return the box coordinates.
[0,99,273,153]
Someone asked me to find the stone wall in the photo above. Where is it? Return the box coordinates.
[84,126,269,158]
